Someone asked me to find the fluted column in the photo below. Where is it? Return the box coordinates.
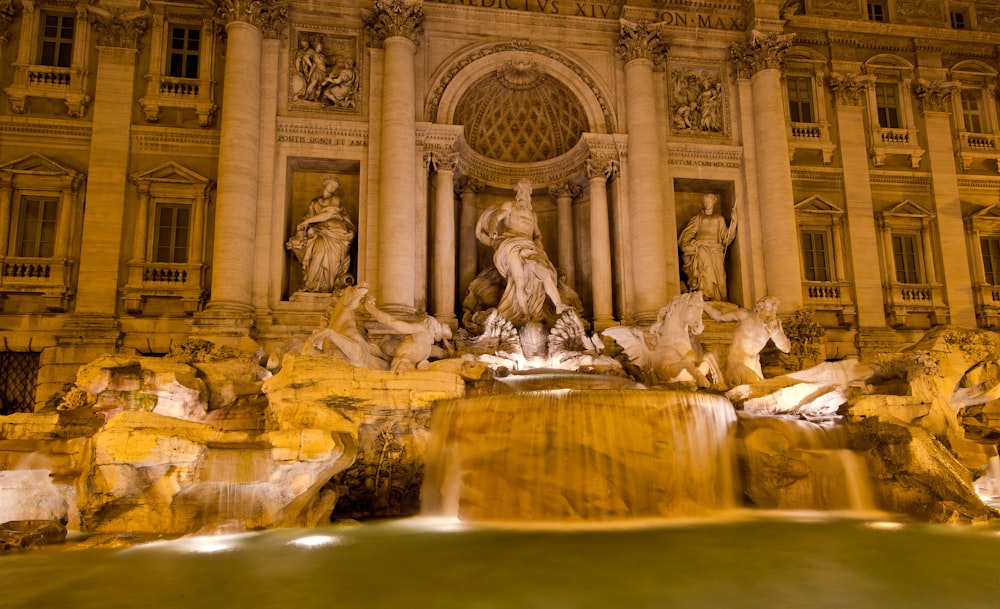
[74,9,147,315]
[364,0,423,312]
[732,31,802,312]
[428,151,457,327]
[915,79,976,326]
[828,72,886,327]
[587,158,617,329]
[550,182,581,289]
[616,20,669,323]
[203,0,285,318]
[456,176,482,302]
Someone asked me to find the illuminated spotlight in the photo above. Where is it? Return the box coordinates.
[864,521,905,531]
[289,535,340,548]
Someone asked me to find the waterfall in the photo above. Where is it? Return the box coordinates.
[421,389,738,522]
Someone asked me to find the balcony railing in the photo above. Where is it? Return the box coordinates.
[801,280,856,326]
[6,64,89,117]
[787,122,835,164]
[122,261,207,315]
[883,282,947,326]
[869,126,923,168]
[0,256,74,311]
[973,283,1000,328]
[140,74,216,127]
[956,132,1000,171]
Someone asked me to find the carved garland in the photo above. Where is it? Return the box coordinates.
[731,30,795,78]
[0,0,15,48]
[827,72,875,107]
[615,19,667,64]
[427,40,614,133]
[914,79,956,114]
[90,9,148,49]
[216,0,288,38]
[361,0,424,48]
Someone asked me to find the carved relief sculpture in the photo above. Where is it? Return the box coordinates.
[290,31,359,111]
[679,193,738,301]
[286,175,356,293]
[473,179,570,327]
[914,79,957,114]
[670,68,725,135]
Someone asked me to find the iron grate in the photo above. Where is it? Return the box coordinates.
[0,352,40,414]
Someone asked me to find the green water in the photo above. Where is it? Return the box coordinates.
[2,515,999,609]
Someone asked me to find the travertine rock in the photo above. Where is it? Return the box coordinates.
[847,417,998,523]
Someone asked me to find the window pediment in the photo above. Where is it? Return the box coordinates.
[795,195,843,215]
[881,199,934,220]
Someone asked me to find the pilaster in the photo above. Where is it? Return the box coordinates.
[74,9,146,317]
[428,150,458,328]
[550,182,581,290]
[586,157,617,330]
[616,19,669,323]
[200,0,286,328]
[915,79,977,326]
[731,30,802,312]
[363,0,424,313]
[828,71,886,328]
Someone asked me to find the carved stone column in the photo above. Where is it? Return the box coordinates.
[364,0,423,313]
[616,20,669,323]
[73,8,148,316]
[827,72,886,328]
[587,158,617,330]
[200,0,285,323]
[428,151,457,328]
[732,31,802,312]
[915,79,976,326]
[456,176,482,304]
[550,182,581,290]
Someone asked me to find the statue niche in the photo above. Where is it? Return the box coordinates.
[286,175,356,293]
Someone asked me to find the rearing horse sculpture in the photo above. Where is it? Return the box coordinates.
[603,292,724,389]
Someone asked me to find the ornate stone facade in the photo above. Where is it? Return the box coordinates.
[2,0,1000,410]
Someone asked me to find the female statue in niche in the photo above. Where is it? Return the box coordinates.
[679,192,737,301]
[287,175,356,292]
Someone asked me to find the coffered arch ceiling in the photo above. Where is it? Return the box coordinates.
[454,61,589,164]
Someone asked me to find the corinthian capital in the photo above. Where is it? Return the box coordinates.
[362,0,424,48]
[827,72,875,106]
[90,7,148,49]
[0,0,16,49]
[914,79,957,114]
[615,19,667,64]
[586,158,618,181]
[216,0,288,38]
[731,29,794,78]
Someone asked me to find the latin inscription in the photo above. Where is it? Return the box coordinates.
[277,135,368,147]
[425,0,744,29]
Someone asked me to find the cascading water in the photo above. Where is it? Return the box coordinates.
[421,389,738,521]
[736,414,878,512]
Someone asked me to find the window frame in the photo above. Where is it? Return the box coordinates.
[877,200,947,327]
[0,153,84,312]
[4,0,91,117]
[783,53,835,164]
[124,162,213,316]
[139,2,218,127]
[38,11,75,68]
[863,57,924,168]
[12,194,59,259]
[949,62,1000,171]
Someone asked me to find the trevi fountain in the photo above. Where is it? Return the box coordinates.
[2,178,1000,608]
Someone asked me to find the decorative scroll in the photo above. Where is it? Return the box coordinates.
[89,7,148,49]
[616,19,667,64]
[827,72,874,106]
[362,0,424,48]
[730,30,794,78]
[914,79,956,113]
[216,0,288,38]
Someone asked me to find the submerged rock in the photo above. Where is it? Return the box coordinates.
[0,520,67,552]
